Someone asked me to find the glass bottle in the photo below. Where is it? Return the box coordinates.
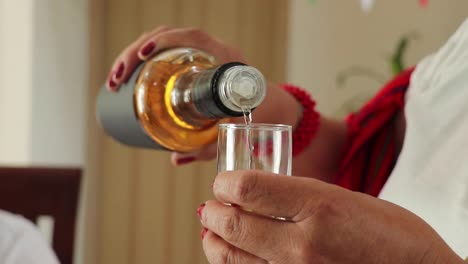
[97,48,266,152]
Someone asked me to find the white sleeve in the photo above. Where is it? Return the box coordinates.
[0,212,59,264]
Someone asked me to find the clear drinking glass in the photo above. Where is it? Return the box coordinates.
[217,123,292,175]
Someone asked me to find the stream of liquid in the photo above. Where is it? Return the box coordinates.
[242,108,254,170]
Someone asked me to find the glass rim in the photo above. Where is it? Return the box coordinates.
[218,123,292,132]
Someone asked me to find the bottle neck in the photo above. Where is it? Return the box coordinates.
[191,62,266,118]
[170,62,266,128]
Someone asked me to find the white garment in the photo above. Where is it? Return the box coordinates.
[0,210,59,264]
[379,18,468,257]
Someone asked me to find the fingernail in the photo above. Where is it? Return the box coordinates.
[197,203,205,219]
[114,62,124,80]
[176,156,196,165]
[201,228,208,240]
[140,41,156,57]
[108,79,117,90]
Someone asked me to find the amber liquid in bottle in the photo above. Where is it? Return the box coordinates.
[133,51,221,152]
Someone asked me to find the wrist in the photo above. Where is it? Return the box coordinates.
[239,82,301,127]
[280,84,320,156]
[274,82,303,128]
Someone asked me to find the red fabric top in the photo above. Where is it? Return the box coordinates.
[335,67,415,196]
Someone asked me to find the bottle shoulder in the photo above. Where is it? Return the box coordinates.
[148,47,217,67]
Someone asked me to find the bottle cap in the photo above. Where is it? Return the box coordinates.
[215,64,266,114]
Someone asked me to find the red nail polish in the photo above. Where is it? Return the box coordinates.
[197,203,205,219]
[108,79,117,90]
[201,228,208,240]
[176,156,196,165]
[140,41,156,57]
[115,62,124,79]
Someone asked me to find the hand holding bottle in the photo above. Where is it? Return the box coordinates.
[104,26,304,167]
[106,26,247,91]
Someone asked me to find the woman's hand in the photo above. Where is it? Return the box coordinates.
[105,26,246,92]
[104,26,248,165]
[199,170,463,264]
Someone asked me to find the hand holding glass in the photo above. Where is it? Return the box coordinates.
[217,123,292,219]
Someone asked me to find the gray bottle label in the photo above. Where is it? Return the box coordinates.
[96,63,167,150]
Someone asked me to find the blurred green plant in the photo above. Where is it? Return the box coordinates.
[334,32,419,117]
[391,33,415,76]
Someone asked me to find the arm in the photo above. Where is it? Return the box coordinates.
[105,26,349,183]
[336,68,413,195]
[106,26,408,186]
[243,83,348,182]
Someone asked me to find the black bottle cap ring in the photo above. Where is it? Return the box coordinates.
[211,62,257,117]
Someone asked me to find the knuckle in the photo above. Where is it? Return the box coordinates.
[153,25,171,33]
[186,26,202,34]
[138,31,151,40]
[219,210,242,242]
[186,27,209,41]
[295,243,320,264]
[215,242,237,264]
[314,199,337,221]
[231,172,259,203]
[307,191,343,224]
[289,232,321,264]
[299,192,351,255]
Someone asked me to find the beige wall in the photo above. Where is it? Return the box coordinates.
[87,1,288,264]
[287,0,468,117]
[0,0,34,164]
[0,0,88,166]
